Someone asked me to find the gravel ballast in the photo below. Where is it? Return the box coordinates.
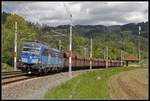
[2,69,100,99]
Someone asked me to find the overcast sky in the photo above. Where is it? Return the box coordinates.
[2,1,148,26]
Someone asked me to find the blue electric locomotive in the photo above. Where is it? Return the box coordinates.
[17,41,64,74]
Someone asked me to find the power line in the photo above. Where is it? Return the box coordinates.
[63,3,73,25]
[63,3,71,17]
[2,6,12,13]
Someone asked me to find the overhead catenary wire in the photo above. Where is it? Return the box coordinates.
[2,6,12,13]
[63,2,73,24]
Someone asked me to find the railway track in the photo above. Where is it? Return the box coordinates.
[2,71,27,78]
[2,71,22,76]
[2,71,60,86]
[1,68,103,86]
[2,71,37,85]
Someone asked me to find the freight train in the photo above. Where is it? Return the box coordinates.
[17,41,125,74]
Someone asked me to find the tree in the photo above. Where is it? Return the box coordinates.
[2,14,37,66]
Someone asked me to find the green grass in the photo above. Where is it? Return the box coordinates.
[44,65,144,99]
[2,63,14,72]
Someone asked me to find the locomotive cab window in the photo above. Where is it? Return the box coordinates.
[22,47,40,55]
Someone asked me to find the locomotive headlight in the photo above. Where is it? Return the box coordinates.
[31,59,38,63]
[22,58,28,62]
[38,60,41,64]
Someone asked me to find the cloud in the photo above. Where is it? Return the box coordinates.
[2,1,148,26]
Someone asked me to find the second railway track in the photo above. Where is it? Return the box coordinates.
[2,72,37,85]
[2,71,22,75]
[2,71,60,86]
[2,73,27,79]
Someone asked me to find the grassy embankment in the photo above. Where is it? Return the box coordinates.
[44,64,147,99]
[2,63,14,72]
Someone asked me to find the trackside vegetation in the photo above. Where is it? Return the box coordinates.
[2,63,14,72]
[44,66,145,99]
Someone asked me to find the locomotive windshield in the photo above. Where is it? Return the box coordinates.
[22,47,40,55]
[22,42,41,55]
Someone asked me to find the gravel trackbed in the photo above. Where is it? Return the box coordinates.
[2,69,99,100]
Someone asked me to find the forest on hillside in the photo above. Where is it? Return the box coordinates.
[2,12,148,66]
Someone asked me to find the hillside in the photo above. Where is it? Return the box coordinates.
[48,22,148,38]
[2,12,148,66]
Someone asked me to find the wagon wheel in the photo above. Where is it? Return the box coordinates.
[44,68,48,74]
[27,67,31,74]
[39,68,44,75]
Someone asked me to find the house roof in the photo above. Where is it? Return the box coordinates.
[124,54,139,61]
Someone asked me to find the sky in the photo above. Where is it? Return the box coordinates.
[2,1,148,26]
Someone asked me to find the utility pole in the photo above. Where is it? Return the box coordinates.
[84,47,87,57]
[59,40,61,51]
[104,50,105,59]
[90,37,92,70]
[69,14,72,77]
[51,30,67,52]
[105,28,108,69]
[138,26,141,64]
[63,3,73,77]
[14,21,17,71]
[121,50,123,66]
[106,46,108,69]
